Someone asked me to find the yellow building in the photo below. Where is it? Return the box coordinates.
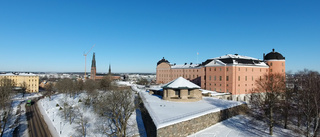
[0,73,39,92]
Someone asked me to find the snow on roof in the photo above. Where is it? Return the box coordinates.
[200,89,230,96]
[162,77,200,89]
[213,54,258,60]
[133,85,244,129]
[0,73,38,76]
[171,63,200,69]
[204,54,268,67]
[149,87,163,91]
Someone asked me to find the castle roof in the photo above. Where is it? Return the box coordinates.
[162,77,200,89]
[202,54,268,67]
[157,57,170,66]
[264,49,285,60]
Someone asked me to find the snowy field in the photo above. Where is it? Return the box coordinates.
[38,92,146,137]
[189,115,299,137]
[133,85,244,129]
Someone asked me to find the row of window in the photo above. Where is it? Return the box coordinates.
[208,67,268,72]
[208,75,260,82]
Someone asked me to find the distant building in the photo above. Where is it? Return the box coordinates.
[90,52,121,81]
[0,73,39,92]
[156,49,285,101]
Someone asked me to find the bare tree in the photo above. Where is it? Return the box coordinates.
[73,106,89,137]
[250,73,286,135]
[136,78,149,86]
[0,77,15,136]
[55,78,74,96]
[84,79,97,104]
[295,69,320,137]
[19,81,27,97]
[96,87,136,136]
[44,82,54,100]
[99,75,113,91]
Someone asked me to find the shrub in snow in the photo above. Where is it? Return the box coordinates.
[59,107,63,110]
[78,99,82,102]
[56,104,59,107]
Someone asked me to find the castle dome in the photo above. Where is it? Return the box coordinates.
[264,49,285,60]
[157,57,170,66]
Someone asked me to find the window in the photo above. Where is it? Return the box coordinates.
[227,84,229,87]
[219,76,222,81]
[209,76,211,81]
[214,68,216,71]
[175,90,180,96]
[252,76,254,81]
[188,90,191,95]
[214,76,216,81]
[252,68,254,72]
[238,68,240,71]
[270,69,272,72]
[220,68,222,71]
[246,68,247,72]
[238,76,240,81]
[226,76,229,81]
[226,68,229,71]
[270,62,273,66]
[245,76,247,81]
[210,68,211,71]
[282,63,284,66]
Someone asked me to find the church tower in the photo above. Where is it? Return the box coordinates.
[108,64,112,75]
[90,53,96,80]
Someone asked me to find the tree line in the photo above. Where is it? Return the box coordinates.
[249,69,320,137]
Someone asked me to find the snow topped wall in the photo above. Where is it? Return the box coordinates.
[134,85,248,136]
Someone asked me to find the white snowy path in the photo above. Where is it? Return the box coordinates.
[189,115,300,137]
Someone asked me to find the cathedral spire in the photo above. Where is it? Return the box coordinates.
[90,52,96,80]
[108,64,111,75]
[91,52,96,68]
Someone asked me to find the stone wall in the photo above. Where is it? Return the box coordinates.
[157,104,247,137]
[139,94,248,137]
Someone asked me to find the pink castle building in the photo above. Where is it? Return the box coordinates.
[156,49,285,101]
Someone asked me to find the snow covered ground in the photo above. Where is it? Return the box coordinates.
[38,92,146,137]
[133,85,244,129]
[188,115,300,137]
[1,93,42,137]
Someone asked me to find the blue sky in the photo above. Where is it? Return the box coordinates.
[0,1,319,73]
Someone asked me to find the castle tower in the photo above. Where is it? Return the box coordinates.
[90,52,96,80]
[264,49,285,74]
